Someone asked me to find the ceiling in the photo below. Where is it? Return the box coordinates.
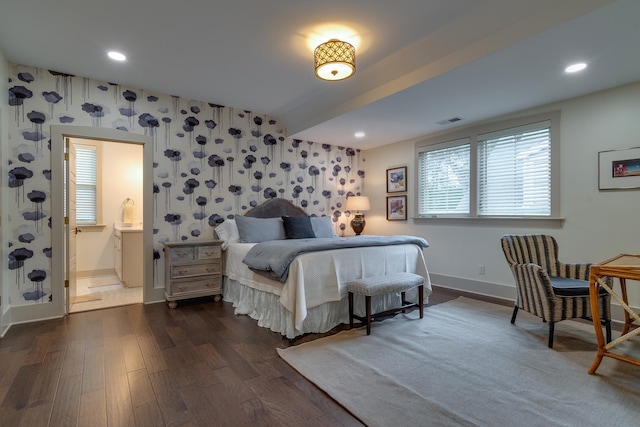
[1,0,639,150]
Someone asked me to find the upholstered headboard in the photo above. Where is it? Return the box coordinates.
[244,198,307,218]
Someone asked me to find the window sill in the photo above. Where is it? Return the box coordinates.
[77,224,107,232]
[413,216,565,228]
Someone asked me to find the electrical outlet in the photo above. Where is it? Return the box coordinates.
[478,265,485,275]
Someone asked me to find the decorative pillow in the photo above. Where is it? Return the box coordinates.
[310,216,336,238]
[214,219,239,250]
[282,216,316,239]
[235,215,286,243]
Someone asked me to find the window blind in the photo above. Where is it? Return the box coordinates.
[477,121,551,216]
[76,145,97,224]
[418,140,470,215]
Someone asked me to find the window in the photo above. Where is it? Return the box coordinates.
[478,122,550,216]
[416,112,559,218]
[418,139,470,215]
[74,142,102,225]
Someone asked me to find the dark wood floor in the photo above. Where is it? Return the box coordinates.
[0,287,467,426]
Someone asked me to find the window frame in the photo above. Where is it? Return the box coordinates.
[414,111,561,220]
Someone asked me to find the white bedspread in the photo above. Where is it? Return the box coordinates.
[224,242,431,332]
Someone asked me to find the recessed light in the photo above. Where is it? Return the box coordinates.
[107,51,127,61]
[565,62,587,73]
[354,131,365,138]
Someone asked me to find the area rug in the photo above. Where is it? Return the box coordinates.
[278,297,640,427]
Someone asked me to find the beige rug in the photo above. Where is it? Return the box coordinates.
[73,292,102,303]
[278,297,640,427]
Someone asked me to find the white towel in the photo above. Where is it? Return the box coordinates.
[123,205,134,223]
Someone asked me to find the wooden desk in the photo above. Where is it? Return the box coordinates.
[588,254,640,374]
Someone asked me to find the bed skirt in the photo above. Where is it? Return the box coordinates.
[223,276,425,339]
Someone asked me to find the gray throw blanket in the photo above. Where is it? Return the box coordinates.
[243,235,429,283]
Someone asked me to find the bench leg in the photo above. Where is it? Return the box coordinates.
[365,295,372,335]
[348,292,354,329]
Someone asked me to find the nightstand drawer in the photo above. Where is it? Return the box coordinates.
[169,247,194,262]
[197,246,221,260]
[171,261,221,278]
[170,276,222,295]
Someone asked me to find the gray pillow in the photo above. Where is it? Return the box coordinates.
[282,216,316,239]
[235,215,286,243]
[310,216,336,238]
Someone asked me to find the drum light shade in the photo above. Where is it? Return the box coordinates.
[314,39,356,81]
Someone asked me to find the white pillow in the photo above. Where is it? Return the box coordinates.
[311,216,337,238]
[215,219,239,250]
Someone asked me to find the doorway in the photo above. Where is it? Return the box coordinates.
[50,126,157,317]
[68,137,144,313]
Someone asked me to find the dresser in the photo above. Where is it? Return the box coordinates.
[163,240,223,308]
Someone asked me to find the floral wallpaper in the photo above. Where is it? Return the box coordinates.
[7,64,365,307]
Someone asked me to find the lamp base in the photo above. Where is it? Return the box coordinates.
[350,214,366,236]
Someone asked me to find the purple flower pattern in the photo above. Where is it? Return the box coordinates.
[5,64,365,306]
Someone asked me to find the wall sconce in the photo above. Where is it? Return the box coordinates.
[314,39,356,81]
[345,196,370,235]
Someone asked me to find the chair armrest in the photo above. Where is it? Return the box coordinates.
[558,262,590,281]
[512,263,555,298]
[511,263,556,320]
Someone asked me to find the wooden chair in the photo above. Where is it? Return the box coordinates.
[501,234,611,348]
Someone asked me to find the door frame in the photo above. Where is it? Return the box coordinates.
[51,125,160,317]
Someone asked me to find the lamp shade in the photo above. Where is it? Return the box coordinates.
[345,196,370,212]
[314,39,356,81]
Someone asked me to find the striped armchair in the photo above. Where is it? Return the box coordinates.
[501,234,611,348]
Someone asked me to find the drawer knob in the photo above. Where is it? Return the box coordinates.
[178,269,189,274]
[178,285,187,291]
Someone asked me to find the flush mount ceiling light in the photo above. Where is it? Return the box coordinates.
[314,39,355,81]
[107,51,126,61]
[565,62,587,73]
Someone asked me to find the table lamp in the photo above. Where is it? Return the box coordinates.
[345,196,370,235]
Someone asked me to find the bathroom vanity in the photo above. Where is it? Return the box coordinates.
[114,224,143,287]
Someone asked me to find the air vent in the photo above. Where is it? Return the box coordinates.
[436,117,463,125]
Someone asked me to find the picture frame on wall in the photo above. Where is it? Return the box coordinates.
[598,147,640,190]
[387,195,407,221]
[386,166,407,193]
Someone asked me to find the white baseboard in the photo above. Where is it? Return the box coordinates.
[430,273,637,325]
[429,273,515,303]
[77,268,116,278]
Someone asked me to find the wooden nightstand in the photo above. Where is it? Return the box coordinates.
[163,240,223,308]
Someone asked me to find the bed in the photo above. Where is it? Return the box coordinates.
[217,199,431,339]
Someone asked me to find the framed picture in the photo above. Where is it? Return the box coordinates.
[387,195,407,221]
[386,166,407,193]
[598,147,640,190]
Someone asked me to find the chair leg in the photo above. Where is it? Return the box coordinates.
[418,285,424,318]
[348,292,354,329]
[510,305,519,324]
[365,295,372,335]
[548,322,555,348]
[604,320,612,344]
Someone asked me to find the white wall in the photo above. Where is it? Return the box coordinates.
[0,49,9,336]
[364,81,640,317]
[76,141,144,273]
